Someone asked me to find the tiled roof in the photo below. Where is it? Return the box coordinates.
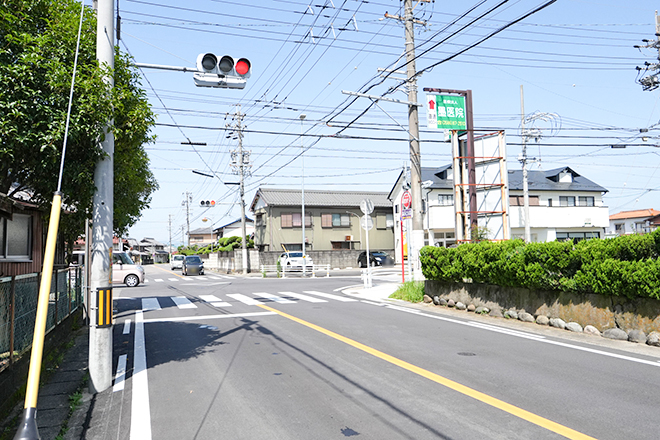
[189,227,214,235]
[418,165,607,193]
[251,188,391,210]
[609,209,660,220]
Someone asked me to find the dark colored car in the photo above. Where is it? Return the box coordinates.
[182,255,204,276]
[357,251,393,268]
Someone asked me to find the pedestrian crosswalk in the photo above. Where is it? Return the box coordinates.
[134,290,359,311]
[144,274,233,283]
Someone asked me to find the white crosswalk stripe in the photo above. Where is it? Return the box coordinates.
[172,296,197,309]
[168,278,179,282]
[199,295,232,308]
[141,298,161,311]
[154,278,164,282]
[253,292,296,304]
[226,293,263,306]
[278,291,327,303]
[302,290,358,302]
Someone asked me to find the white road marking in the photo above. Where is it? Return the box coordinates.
[172,296,197,309]
[130,311,151,439]
[196,276,208,280]
[303,290,358,302]
[361,300,386,306]
[113,354,127,392]
[385,304,660,368]
[154,279,164,283]
[227,293,263,306]
[144,279,149,283]
[168,278,179,282]
[122,319,131,335]
[278,291,327,303]
[200,294,232,308]
[141,298,161,311]
[254,292,296,304]
[143,311,276,323]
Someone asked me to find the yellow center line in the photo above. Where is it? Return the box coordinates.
[151,264,185,279]
[256,303,596,440]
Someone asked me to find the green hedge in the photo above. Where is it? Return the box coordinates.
[420,229,660,300]
[178,236,254,255]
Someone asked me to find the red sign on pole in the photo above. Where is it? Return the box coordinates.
[401,191,412,209]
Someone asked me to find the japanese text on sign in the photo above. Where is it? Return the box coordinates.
[426,94,467,130]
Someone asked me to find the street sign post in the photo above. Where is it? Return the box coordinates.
[360,198,374,215]
[361,214,373,288]
[426,94,467,130]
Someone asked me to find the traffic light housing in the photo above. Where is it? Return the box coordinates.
[194,53,251,89]
[200,200,216,207]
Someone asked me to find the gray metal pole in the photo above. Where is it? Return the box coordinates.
[89,0,114,394]
[300,114,307,276]
[404,0,423,278]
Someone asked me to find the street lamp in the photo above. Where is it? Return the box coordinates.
[300,113,307,276]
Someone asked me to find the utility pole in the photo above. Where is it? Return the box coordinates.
[89,0,114,394]
[403,0,423,278]
[520,85,532,243]
[300,113,307,276]
[635,11,660,91]
[168,214,173,261]
[229,106,251,275]
[182,192,192,246]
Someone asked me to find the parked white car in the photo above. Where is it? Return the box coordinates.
[278,252,313,270]
[171,254,185,270]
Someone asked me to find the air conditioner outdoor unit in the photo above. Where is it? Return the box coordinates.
[345,235,353,241]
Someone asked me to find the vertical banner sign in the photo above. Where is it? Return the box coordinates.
[426,94,467,130]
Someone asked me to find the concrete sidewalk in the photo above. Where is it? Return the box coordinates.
[342,282,402,301]
[1,327,89,440]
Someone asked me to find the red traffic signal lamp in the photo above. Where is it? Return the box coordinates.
[194,53,251,89]
[200,200,216,207]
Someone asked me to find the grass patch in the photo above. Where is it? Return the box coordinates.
[389,281,425,302]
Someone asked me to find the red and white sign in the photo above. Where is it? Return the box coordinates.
[401,191,412,209]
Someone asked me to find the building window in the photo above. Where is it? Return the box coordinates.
[559,196,576,207]
[0,214,32,259]
[255,213,265,227]
[281,213,292,228]
[556,231,600,242]
[332,213,349,227]
[438,194,454,206]
[321,213,332,228]
[578,196,594,207]
[509,195,539,206]
[394,204,399,214]
[292,213,302,227]
[615,223,624,233]
[386,213,394,228]
[548,198,553,207]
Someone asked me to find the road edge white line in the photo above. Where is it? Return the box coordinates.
[130,311,152,440]
[113,354,127,392]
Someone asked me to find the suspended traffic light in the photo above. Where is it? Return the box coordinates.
[194,53,251,89]
[200,200,216,207]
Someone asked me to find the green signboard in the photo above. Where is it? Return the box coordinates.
[426,94,467,130]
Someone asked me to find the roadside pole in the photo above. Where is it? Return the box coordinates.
[89,0,114,394]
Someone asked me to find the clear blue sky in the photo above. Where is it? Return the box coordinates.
[115,0,660,246]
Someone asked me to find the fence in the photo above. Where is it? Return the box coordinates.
[0,267,82,373]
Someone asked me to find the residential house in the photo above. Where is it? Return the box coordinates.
[137,237,168,264]
[0,194,50,277]
[250,188,394,252]
[188,227,215,246]
[607,209,660,236]
[390,165,609,261]
[214,218,254,239]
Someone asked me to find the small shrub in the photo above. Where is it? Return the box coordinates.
[389,281,425,302]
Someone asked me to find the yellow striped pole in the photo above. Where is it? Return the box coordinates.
[14,193,62,440]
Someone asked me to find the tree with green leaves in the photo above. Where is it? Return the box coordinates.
[0,0,157,246]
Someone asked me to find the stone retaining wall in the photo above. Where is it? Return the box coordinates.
[424,280,660,334]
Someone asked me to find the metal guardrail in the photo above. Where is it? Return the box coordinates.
[0,267,82,373]
[260,264,330,278]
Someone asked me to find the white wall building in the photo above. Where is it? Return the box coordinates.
[389,165,609,262]
[607,209,660,236]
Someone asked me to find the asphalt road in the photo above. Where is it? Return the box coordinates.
[85,264,660,440]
